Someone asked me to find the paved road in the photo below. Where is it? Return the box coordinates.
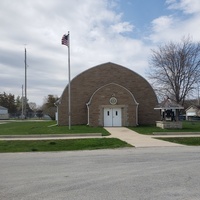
[1,147,200,200]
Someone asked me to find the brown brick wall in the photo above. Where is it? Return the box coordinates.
[88,83,137,126]
[58,62,159,126]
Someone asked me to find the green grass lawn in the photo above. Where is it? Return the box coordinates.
[0,121,133,152]
[156,137,200,146]
[129,121,200,135]
[0,121,110,136]
[0,138,132,153]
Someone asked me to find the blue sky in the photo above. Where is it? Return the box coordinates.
[118,0,168,27]
[0,0,200,106]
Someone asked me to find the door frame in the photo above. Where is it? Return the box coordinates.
[104,107,122,127]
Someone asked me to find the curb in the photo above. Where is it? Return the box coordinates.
[0,133,102,139]
[153,132,200,135]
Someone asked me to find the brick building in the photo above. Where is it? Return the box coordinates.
[57,62,159,126]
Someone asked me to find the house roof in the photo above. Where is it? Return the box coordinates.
[0,106,8,110]
[185,105,200,111]
[154,98,184,110]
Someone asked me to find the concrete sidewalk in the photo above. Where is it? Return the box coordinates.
[1,127,198,148]
[104,127,184,147]
[0,133,102,141]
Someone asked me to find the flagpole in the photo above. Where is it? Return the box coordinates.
[24,48,27,119]
[61,32,71,130]
[68,31,71,130]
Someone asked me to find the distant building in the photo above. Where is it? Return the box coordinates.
[186,105,200,120]
[0,106,9,119]
[57,62,159,126]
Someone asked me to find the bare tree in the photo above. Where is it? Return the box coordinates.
[148,37,200,105]
[42,95,59,120]
[29,102,37,111]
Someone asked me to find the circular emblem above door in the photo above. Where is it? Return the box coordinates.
[109,97,117,105]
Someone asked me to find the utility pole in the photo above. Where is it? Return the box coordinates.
[198,82,200,105]
[24,48,27,119]
[22,85,24,118]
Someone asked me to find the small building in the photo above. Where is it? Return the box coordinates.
[57,62,160,127]
[154,98,184,129]
[0,106,9,119]
[186,105,200,120]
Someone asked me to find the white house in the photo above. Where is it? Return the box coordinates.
[0,106,9,119]
[185,105,200,120]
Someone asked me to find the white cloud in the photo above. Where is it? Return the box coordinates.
[111,22,134,33]
[166,0,200,14]
[151,15,174,32]
[1,0,200,106]
[149,0,200,43]
[0,0,146,106]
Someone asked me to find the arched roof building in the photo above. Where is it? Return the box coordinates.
[57,62,159,126]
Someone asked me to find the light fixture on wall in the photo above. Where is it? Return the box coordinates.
[110,97,117,105]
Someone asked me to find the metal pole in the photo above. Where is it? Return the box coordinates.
[22,85,24,118]
[24,48,27,119]
[198,82,200,105]
[68,31,71,130]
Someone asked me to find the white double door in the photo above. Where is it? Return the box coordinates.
[104,108,122,126]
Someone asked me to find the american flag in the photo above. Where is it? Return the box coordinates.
[61,34,69,46]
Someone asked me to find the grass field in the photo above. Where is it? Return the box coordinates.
[0,138,132,153]
[156,137,200,146]
[129,121,200,135]
[0,121,133,152]
[1,120,200,152]
[0,121,110,136]
[130,121,200,146]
